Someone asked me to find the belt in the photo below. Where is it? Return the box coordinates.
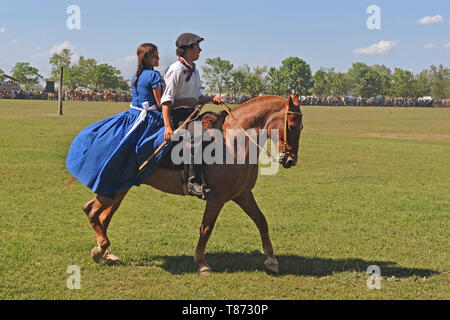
[121,101,158,143]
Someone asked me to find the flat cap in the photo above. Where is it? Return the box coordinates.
[176,33,204,48]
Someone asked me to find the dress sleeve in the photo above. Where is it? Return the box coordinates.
[148,70,164,89]
[161,67,181,105]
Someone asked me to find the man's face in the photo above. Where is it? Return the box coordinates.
[186,43,201,61]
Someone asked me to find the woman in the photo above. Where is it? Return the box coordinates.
[66,43,194,197]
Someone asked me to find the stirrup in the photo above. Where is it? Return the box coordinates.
[187,182,211,200]
[187,181,203,196]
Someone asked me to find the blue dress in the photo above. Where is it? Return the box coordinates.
[66,68,169,196]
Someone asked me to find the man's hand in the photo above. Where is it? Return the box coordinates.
[211,95,225,105]
[164,126,173,143]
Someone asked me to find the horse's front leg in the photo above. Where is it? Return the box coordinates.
[194,200,225,275]
[233,191,278,273]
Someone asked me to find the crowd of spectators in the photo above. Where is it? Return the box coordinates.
[300,96,449,108]
[1,86,448,107]
[222,94,449,108]
[0,87,132,102]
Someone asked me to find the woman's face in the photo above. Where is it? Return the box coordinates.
[145,49,159,67]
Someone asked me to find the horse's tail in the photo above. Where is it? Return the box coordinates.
[63,176,77,189]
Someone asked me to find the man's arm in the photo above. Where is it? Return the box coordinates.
[199,95,225,105]
[161,101,173,142]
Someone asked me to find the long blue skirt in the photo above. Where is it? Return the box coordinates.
[66,107,169,195]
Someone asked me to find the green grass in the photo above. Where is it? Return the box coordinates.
[0,100,449,299]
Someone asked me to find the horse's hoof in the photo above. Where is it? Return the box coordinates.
[91,247,106,264]
[198,266,212,275]
[264,257,279,274]
[104,251,122,266]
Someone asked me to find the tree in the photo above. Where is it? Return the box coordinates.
[11,62,42,90]
[229,69,247,98]
[49,48,73,80]
[328,71,349,97]
[415,69,432,97]
[63,67,84,89]
[76,56,97,88]
[239,64,267,97]
[391,68,417,98]
[265,66,286,96]
[347,62,381,98]
[311,68,330,97]
[429,64,450,99]
[372,64,392,96]
[278,57,313,95]
[0,68,4,75]
[201,57,233,95]
[89,63,126,90]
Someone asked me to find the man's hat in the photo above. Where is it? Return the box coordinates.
[176,33,204,48]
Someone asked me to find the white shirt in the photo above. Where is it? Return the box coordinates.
[161,58,202,109]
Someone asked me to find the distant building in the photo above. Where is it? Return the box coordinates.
[0,74,21,91]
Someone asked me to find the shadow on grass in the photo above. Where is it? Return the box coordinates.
[134,251,439,278]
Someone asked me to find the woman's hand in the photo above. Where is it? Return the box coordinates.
[164,126,173,143]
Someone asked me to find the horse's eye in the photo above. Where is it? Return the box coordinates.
[288,125,295,131]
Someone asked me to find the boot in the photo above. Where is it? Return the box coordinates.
[187,163,205,197]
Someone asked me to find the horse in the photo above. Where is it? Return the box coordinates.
[81,94,303,274]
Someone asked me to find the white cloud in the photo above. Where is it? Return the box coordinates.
[123,55,136,63]
[444,43,450,48]
[0,26,5,33]
[424,43,437,49]
[31,41,79,63]
[49,41,77,55]
[11,39,18,44]
[416,15,444,25]
[353,40,398,55]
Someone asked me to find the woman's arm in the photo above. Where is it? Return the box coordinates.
[153,86,163,108]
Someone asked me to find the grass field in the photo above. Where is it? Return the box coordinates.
[0,99,449,300]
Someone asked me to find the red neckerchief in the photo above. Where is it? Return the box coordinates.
[178,58,195,82]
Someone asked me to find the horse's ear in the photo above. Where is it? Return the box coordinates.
[289,93,299,107]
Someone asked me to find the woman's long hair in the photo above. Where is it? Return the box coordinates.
[132,43,157,87]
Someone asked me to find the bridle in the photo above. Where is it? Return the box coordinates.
[279,108,303,163]
[221,103,303,163]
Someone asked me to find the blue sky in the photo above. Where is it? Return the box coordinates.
[0,0,448,81]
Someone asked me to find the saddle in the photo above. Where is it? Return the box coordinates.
[158,111,227,196]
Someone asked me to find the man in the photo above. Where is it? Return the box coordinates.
[160,33,225,199]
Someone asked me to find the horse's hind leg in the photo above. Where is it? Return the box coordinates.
[97,190,129,265]
[82,190,128,264]
[194,200,225,275]
[233,191,278,273]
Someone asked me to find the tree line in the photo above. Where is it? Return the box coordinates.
[2,53,449,99]
[1,48,129,92]
[201,57,449,99]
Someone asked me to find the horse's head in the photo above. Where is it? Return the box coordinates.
[267,93,303,169]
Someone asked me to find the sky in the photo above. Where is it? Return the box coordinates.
[0,0,449,82]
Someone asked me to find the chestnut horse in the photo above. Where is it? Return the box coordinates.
[82,94,303,274]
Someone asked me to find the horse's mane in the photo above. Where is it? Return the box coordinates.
[232,95,287,114]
